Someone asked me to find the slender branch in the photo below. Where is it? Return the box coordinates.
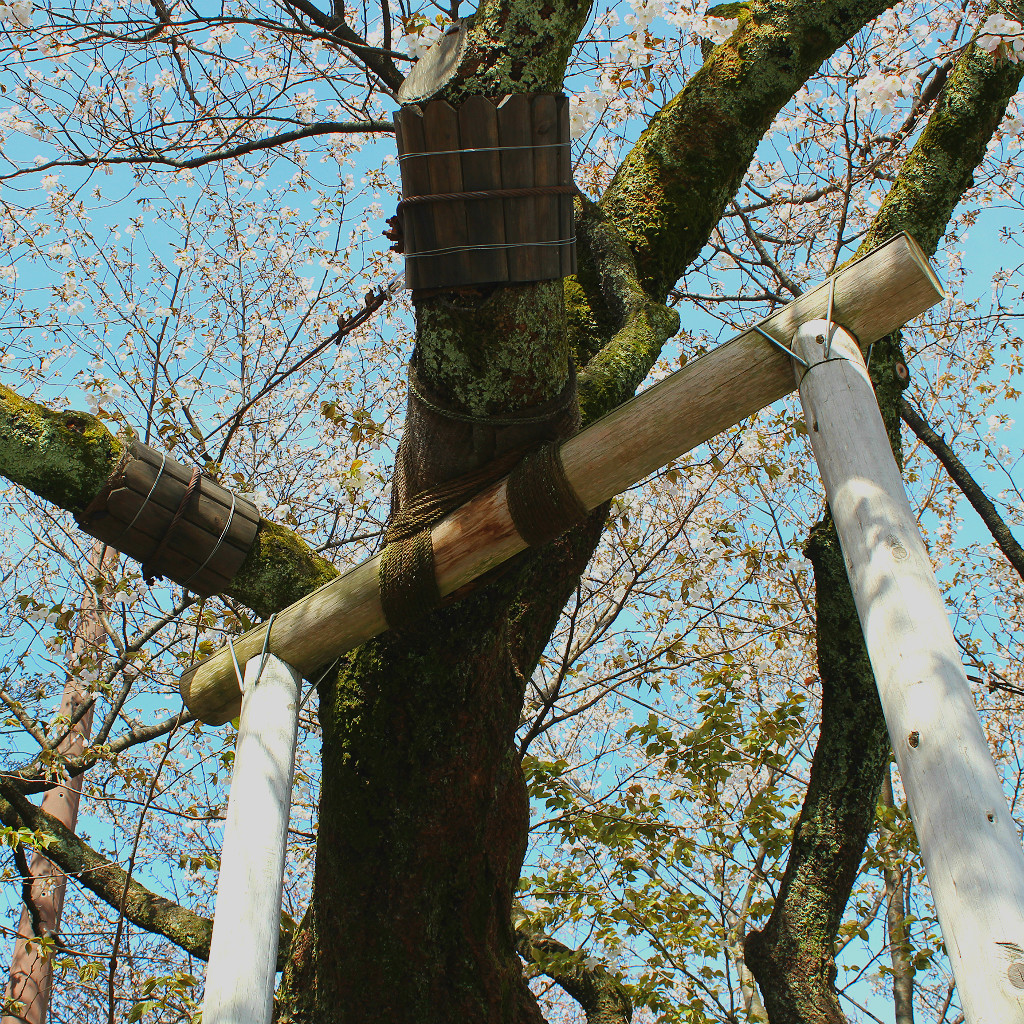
[1,122,395,181]
[107,723,179,1024]
[279,0,404,91]
[0,692,52,754]
[900,400,1024,583]
[13,846,46,941]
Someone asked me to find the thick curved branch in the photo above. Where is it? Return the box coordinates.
[901,399,1024,582]
[858,10,1024,258]
[573,197,680,422]
[0,785,210,958]
[514,906,632,1024]
[600,0,896,299]
[0,784,295,968]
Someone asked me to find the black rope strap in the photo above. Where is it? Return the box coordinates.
[407,356,579,427]
[143,466,202,585]
[376,359,581,630]
[377,450,524,630]
[506,442,588,547]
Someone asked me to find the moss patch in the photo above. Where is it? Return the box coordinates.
[0,384,125,513]
[227,520,340,618]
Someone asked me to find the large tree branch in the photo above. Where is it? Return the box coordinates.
[0,385,339,620]
[279,0,405,92]
[858,14,1024,258]
[2,787,190,960]
[599,0,896,299]
[900,399,1024,583]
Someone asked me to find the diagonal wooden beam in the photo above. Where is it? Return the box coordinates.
[179,232,943,725]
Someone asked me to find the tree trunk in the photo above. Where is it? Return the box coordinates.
[4,541,115,1024]
[744,507,892,1024]
[275,279,609,1023]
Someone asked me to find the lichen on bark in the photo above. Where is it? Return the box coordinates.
[0,384,126,514]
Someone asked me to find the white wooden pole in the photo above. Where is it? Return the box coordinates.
[792,319,1024,1024]
[202,654,301,1024]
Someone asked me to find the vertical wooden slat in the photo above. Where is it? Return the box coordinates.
[423,100,471,288]
[396,105,435,291]
[555,94,576,277]
[531,94,561,281]
[497,94,536,283]
[458,95,507,284]
[393,114,415,265]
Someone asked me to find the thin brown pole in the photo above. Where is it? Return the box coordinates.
[4,542,117,1024]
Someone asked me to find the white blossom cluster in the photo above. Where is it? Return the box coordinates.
[978,13,1024,62]
[854,67,918,116]
[0,0,31,28]
[570,75,622,138]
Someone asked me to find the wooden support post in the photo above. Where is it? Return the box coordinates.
[792,319,1024,1024]
[202,654,301,1024]
[180,232,943,725]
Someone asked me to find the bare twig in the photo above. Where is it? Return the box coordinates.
[1,122,395,181]
[901,399,1024,583]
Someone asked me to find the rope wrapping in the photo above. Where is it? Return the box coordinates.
[376,351,581,630]
[506,442,588,547]
[379,527,439,629]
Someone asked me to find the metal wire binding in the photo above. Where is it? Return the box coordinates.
[180,490,236,591]
[118,450,167,540]
[227,611,277,696]
[404,236,576,259]
[253,612,277,689]
[227,634,244,693]
[749,324,810,369]
[299,658,341,712]
[398,142,570,161]
[823,274,837,358]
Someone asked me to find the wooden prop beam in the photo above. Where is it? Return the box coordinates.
[180,232,943,725]
[793,320,1024,1024]
[202,654,301,1024]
